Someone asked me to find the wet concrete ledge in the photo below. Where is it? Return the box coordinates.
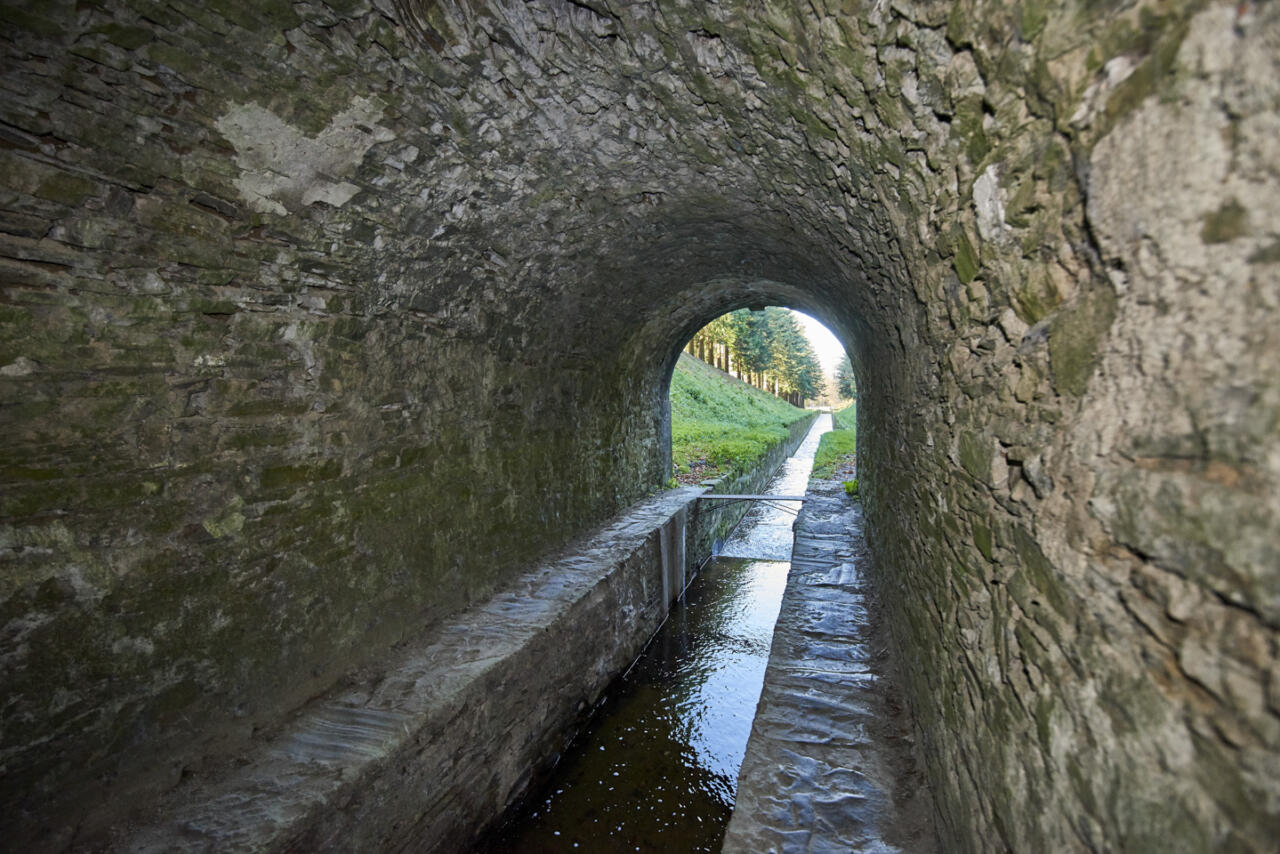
[117,488,705,854]
[723,480,939,854]
[109,417,819,854]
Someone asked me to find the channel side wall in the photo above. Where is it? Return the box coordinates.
[686,411,819,568]
[116,415,815,853]
[119,488,702,854]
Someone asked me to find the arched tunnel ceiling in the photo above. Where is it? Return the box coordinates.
[211,0,925,366]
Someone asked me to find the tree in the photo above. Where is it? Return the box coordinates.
[686,307,827,406]
[835,355,856,400]
[727,309,771,383]
[684,312,739,372]
[701,313,736,371]
[760,308,823,405]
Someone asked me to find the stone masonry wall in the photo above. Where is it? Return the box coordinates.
[0,0,1276,850]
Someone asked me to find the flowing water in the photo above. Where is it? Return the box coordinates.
[478,415,833,853]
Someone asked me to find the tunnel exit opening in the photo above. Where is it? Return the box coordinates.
[665,304,855,488]
[626,273,875,500]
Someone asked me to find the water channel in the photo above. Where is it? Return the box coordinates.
[477,414,833,853]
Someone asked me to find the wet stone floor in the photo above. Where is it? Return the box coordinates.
[476,417,832,853]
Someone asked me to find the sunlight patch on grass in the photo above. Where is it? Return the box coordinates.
[670,354,810,483]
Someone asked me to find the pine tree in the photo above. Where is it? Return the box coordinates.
[686,307,827,406]
[835,355,856,400]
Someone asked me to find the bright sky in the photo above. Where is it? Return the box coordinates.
[791,310,846,377]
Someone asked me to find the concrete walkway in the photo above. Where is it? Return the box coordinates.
[118,488,704,854]
[723,480,938,854]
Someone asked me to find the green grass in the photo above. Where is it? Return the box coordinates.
[832,401,856,432]
[670,354,810,482]
[812,402,857,481]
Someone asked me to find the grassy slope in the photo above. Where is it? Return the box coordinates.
[669,354,810,482]
[811,401,856,481]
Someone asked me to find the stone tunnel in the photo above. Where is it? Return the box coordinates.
[1,0,1277,850]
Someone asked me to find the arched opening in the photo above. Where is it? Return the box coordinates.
[603,272,890,502]
[669,306,832,485]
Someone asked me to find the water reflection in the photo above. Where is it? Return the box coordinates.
[718,414,833,560]
[478,416,831,853]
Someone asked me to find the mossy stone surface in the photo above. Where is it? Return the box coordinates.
[1048,285,1117,397]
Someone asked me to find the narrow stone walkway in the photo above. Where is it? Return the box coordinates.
[722,480,938,854]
